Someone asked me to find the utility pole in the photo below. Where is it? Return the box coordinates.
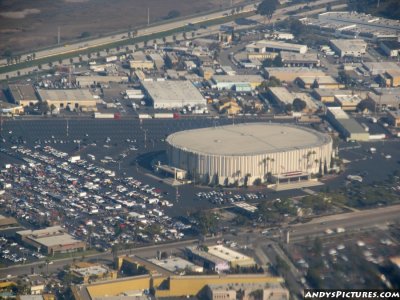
[57,26,60,45]
[66,119,69,137]
[147,8,150,26]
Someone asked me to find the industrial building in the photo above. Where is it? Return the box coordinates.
[388,111,400,127]
[148,256,203,274]
[0,214,18,229]
[246,40,308,54]
[166,123,333,186]
[380,41,400,58]
[265,67,326,82]
[37,89,97,110]
[330,39,367,58]
[334,94,362,111]
[186,246,230,273]
[379,70,400,87]
[206,282,289,300]
[312,89,354,103]
[302,12,400,40]
[17,226,86,255]
[142,80,206,109]
[362,62,400,76]
[368,92,400,110]
[207,245,256,269]
[326,107,369,141]
[8,84,39,107]
[211,75,264,90]
[296,75,343,89]
[268,87,318,113]
[75,75,128,87]
[280,51,320,67]
[70,262,117,283]
[129,51,154,70]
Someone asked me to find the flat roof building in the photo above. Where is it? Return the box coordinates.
[380,40,400,57]
[211,75,264,90]
[76,75,128,87]
[312,88,354,103]
[142,80,206,109]
[334,94,362,111]
[368,92,400,110]
[296,75,343,89]
[207,245,256,269]
[265,67,326,82]
[326,107,369,141]
[330,39,367,57]
[280,51,320,67]
[148,256,203,274]
[37,89,97,110]
[362,62,400,76]
[246,40,307,54]
[17,225,86,255]
[0,214,18,229]
[129,51,154,70]
[186,247,230,273]
[387,110,400,127]
[8,84,39,107]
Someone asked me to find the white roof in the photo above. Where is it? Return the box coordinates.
[208,245,252,262]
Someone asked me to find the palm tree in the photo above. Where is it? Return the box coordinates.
[48,62,53,68]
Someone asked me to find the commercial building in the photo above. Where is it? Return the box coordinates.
[268,87,318,113]
[362,62,400,76]
[0,214,18,229]
[0,101,23,115]
[207,245,256,269]
[379,70,400,87]
[380,40,400,57]
[186,246,230,273]
[167,123,333,186]
[211,75,264,90]
[330,39,367,57]
[206,282,289,300]
[17,225,86,255]
[280,51,320,67]
[70,262,117,283]
[312,88,354,103]
[73,274,283,300]
[8,84,39,107]
[148,257,203,274]
[387,110,400,127]
[37,89,97,110]
[296,75,343,89]
[265,67,326,82]
[326,107,369,141]
[75,75,128,87]
[129,51,154,70]
[246,40,307,54]
[142,80,206,109]
[368,92,400,110]
[334,94,362,111]
[302,12,400,40]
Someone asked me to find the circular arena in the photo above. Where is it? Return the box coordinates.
[166,123,333,186]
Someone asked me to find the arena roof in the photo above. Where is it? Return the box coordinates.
[167,123,330,156]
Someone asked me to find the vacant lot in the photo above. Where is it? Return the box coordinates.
[0,0,239,54]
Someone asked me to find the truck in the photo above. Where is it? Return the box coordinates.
[336,227,346,233]
[154,113,174,119]
[138,114,152,119]
[94,113,115,119]
[369,147,376,154]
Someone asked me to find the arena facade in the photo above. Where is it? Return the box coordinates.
[166,123,333,186]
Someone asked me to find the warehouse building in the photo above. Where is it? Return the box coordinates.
[326,107,369,141]
[167,123,333,186]
[246,40,307,54]
[142,80,206,109]
[280,51,320,67]
[186,246,230,273]
[268,87,318,113]
[379,70,400,87]
[148,256,203,274]
[207,245,256,269]
[129,51,154,70]
[330,39,367,57]
[334,94,362,111]
[17,226,86,255]
[265,67,326,82]
[368,92,400,110]
[296,75,343,89]
[211,75,264,90]
[8,84,39,107]
[37,89,97,110]
[380,41,400,57]
[303,12,400,40]
[388,111,400,127]
[362,62,400,76]
[313,88,354,103]
[76,75,128,87]
[70,262,117,284]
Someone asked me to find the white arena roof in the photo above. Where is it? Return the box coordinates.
[167,123,329,156]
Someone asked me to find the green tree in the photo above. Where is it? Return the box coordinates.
[293,98,307,112]
[192,210,218,235]
[257,0,279,23]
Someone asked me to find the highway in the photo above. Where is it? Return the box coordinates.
[0,0,344,80]
[288,204,400,241]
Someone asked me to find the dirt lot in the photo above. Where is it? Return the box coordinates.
[0,0,240,54]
